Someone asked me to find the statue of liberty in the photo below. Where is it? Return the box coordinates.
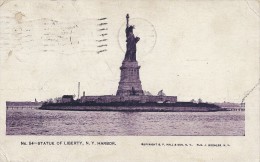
[117,14,144,96]
[124,14,140,62]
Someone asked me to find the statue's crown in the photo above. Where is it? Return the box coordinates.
[129,25,135,29]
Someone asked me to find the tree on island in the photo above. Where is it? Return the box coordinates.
[46,98,54,103]
[144,90,153,96]
[190,99,196,103]
[157,90,166,96]
[53,97,62,103]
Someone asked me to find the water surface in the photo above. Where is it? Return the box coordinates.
[6,109,245,136]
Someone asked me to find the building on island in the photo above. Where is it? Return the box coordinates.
[62,95,74,103]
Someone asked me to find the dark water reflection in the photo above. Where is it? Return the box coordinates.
[6,109,244,136]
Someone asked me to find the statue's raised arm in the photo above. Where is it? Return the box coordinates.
[124,14,140,62]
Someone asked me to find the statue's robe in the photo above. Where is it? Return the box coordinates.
[124,27,139,62]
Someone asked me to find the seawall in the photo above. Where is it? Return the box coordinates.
[40,106,220,112]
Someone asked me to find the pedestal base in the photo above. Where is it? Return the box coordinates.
[116,61,144,96]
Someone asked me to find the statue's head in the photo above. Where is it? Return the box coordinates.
[128,25,135,32]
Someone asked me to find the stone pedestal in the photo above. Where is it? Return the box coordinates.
[116,61,144,96]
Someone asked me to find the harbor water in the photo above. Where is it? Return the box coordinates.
[6,109,244,136]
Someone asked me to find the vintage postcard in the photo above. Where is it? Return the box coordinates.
[0,0,259,161]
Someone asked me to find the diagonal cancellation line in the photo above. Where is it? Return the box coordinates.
[97,23,108,26]
[97,44,107,48]
[98,18,107,20]
[96,39,108,42]
[97,49,107,54]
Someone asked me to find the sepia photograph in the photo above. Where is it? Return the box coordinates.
[0,0,259,161]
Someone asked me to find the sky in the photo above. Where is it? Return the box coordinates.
[0,0,259,103]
